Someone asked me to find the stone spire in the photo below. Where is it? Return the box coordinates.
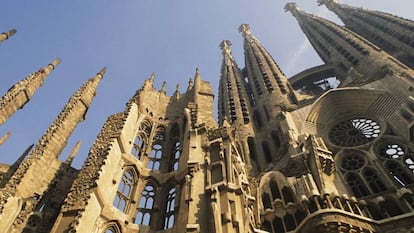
[318,0,414,68]
[218,39,250,126]
[0,67,106,201]
[239,24,298,110]
[65,141,81,165]
[0,29,16,44]
[0,58,60,126]
[285,3,414,86]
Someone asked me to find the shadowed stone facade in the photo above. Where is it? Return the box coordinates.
[1,1,414,232]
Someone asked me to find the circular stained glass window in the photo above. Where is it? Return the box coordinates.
[341,153,365,171]
[379,143,405,159]
[329,118,381,147]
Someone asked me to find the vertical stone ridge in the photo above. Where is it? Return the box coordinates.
[0,68,105,213]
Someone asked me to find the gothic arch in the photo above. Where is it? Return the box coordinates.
[373,136,414,186]
[102,221,122,233]
[113,166,138,213]
[305,88,399,147]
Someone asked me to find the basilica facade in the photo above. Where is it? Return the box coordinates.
[0,1,414,232]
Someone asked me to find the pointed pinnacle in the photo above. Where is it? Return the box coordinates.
[98,67,107,77]
[187,78,193,91]
[285,2,299,13]
[66,140,81,165]
[160,81,167,93]
[194,68,201,86]
[0,131,11,146]
[8,29,17,36]
[150,72,156,82]
[45,58,61,72]
[317,0,339,7]
[15,144,34,165]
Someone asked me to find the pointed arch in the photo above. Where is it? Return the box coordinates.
[103,221,122,233]
[113,167,138,213]
[345,172,370,198]
[135,181,157,225]
[169,123,181,172]
[163,185,177,229]
[131,133,147,160]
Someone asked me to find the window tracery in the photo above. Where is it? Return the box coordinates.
[377,141,414,186]
[164,187,176,229]
[135,184,156,225]
[113,169,137,213]
[171,141,181,171]
[131,134,146,160]
[147,144,162,170]
[329,117,381,147]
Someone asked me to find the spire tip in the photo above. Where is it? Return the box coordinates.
[98,67,107,77]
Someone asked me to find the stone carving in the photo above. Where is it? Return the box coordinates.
[62,104,129,231]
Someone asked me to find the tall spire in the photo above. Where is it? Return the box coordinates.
[318,0,414,69]
[0,67,106,199]
[285,3,412,85]
[218,40,250,126]
[239,24,298,110]
[0,58,60,126]
[0,29,16,44]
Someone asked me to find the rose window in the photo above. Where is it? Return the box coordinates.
[341,153,365,171]
[379,143,405,159]
[329,118,381,147]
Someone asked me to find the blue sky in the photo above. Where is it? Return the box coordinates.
[0,0,413,168]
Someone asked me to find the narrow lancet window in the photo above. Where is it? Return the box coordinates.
[164,187,176,229]
[135,184,155,225]
[113,169,136,213]
[132,134,146,159]
[147,144,162,170]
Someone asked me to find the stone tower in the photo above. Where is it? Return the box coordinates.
[1,1,414,233]
[317,0,414,69]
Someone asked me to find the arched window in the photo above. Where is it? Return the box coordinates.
[378,142,414,186]
[135,184,156,225]
[164,187,176,229]
[131,134,146,159]
[363,167,386,193]
[281,186,294,204]
[262,192,272,209]
[171,141,181,171]
[147,144,162,170]
[270,179,281,200]
[346,172,370,198]
[113,169,136,213]
[262,141,272,163]
[103,222,121,233]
